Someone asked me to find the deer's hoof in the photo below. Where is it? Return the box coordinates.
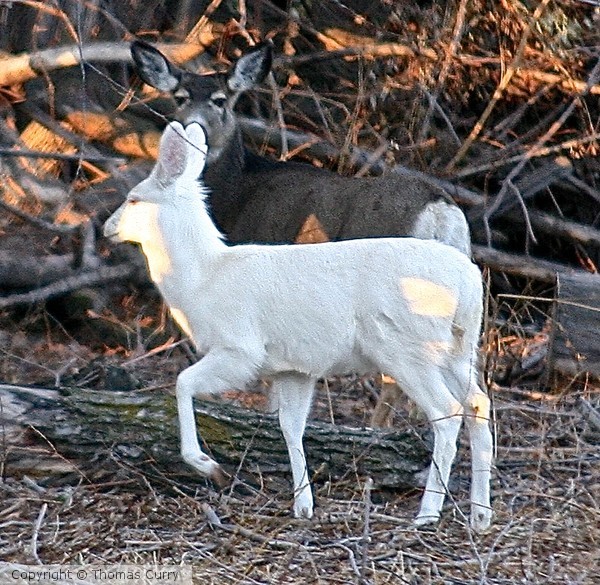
[293,489,314,519]
[470,507,492,533]
[414,513,440,528]
[209,464,231,489]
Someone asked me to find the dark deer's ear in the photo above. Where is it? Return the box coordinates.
[131,40,180,92]
[227,41,273,93]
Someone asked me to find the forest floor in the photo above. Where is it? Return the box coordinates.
[1,311,599,585]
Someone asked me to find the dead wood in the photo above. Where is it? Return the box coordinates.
[0,383,430,490]
[562,175,600,206]
[0,263,137,308]
[0,199,76,235]
[0,125,71,205]
[516,68,600,96]
[0,37,222,87]
[477,55,600,243]
[0,147,126,164]
[578,397,600,433]
[471,245,574,283]
[18,102,125,176]
[550,272,600,377]
[453,56,600,96]
[276,40,433,67]
[240,116,388,174]
[0,252,81,289]
[447,0,553,170]
[0,199,102,290]
[392,165,600,249]
[475,156,573,219]
[0,194,106,304]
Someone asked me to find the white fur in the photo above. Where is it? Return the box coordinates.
[413,199,472,256]
[104,122,493,532]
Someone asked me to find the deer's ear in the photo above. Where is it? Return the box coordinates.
[184,123,208,175]
[131,40,180,92]
[155,122,188,184]
[227,41,273,93]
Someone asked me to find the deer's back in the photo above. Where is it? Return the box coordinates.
[207,154,455,245]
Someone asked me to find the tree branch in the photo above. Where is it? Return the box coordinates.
[0,35,222,87]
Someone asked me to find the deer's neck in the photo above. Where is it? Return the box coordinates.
[203,128,251,234]
[141,198,225,307]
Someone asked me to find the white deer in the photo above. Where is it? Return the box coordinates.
[103,121,493,532]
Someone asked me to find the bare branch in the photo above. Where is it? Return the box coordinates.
[0,263,136,309]
[0,36,222,87]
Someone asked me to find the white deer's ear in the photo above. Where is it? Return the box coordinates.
[155,121,188,185]
[184,123,208,175]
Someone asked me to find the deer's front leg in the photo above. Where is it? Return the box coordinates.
[175,348,259,486]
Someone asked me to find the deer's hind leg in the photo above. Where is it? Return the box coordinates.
[382,361,464,526]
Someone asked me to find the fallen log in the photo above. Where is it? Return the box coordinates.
[0,263,138,309]
[0,384,430,492]
[0,252,80,289]
[550,272,600,378]
[471,245,572,283]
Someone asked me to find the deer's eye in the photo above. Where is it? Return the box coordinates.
[173,88,190,107]
[211,92,227,108]
[129,198,140,205]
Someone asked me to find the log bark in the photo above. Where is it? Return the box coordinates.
[0,384,430,491]
[550,272,600,377]
[0,252,79,289]
[471,245,571,283]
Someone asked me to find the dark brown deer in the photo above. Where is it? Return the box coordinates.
[130,40,473,427]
